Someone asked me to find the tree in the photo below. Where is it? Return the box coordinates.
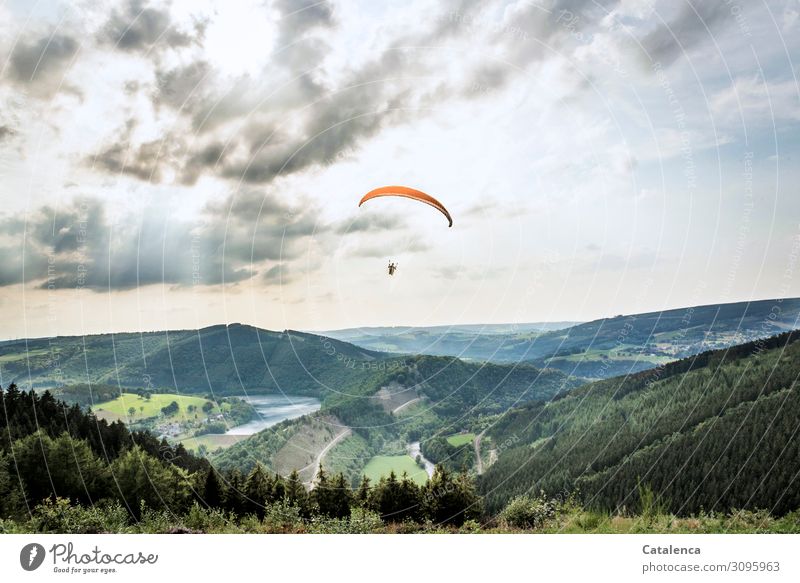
[161,401,179,416]
[354,475,372,509]
[284,470,308,514]
[128,407,136,418]
[311,466,351,518]
[244,463,272,518]
[11,432,110,506]
[202,401,214,413]
[203,468,223,509]
[110,446,190,518]
[422,465,481,526]
[328,472,352,519]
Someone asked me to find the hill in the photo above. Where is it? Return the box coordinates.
[0,324,384,397]
[326,298,800,379]
[320,322,578,360]
[478,330,800,515]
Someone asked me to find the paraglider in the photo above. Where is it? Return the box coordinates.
[388,261,398,276]
[358,186,453,227]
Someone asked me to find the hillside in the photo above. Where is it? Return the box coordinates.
[321,321,578,358]
[478,330,800,515]
[0,324,385,397]
[326,298,800,379]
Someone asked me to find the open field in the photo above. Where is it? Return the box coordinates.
[363,455,428,485]
[179,434,247,453]
[446,432,476,447]
[93,392,220,421]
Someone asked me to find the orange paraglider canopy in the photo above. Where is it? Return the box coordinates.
[359,186,453,227]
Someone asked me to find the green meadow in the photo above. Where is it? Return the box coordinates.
[446,432,475,447]
[94,392,221,421]
[363,455,429,485]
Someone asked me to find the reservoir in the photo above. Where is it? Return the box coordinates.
[226,394,321,435]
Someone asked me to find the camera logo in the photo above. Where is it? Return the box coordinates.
[20,543,46,571]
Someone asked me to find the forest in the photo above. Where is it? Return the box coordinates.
[479,330,800,515]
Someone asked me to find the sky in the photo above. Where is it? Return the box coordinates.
[0,0,799,339]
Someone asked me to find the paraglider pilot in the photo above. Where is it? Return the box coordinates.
[388,261,398,276]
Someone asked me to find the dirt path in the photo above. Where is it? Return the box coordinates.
[474,430,485,475]
[305,427,352,487]
[392,397,421,414]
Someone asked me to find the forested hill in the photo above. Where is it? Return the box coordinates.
[479,330,800,515]
[326,298,800,379]
[0,324,385,396]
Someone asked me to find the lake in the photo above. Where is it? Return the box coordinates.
[225,394,321,435]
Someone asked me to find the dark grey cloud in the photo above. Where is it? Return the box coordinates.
[92,138,169,181]
[101,0,200,51]
[7,33,79,94]
[640,1,732,66]
[274,0,335,40]
[0,190,322,291]
[101,0,617,189]
[181,141,227,185]
[0,125,16,142]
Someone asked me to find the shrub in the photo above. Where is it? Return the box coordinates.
[29,498,131,534]
[499,494,557,530]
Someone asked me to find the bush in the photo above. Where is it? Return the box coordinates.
[29,498,131,534]
[499,494,557,530]
[263,500,304,532]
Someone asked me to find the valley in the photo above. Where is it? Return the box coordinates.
[2,298,799,513]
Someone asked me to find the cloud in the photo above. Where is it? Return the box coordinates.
[6,33,79,95]
[262,263,291,285]
[0,125,16,142]
[0,190,322,291]
[100,0,201,51]
[348,237,431,258]
[711,76,800,125]
[274,0,335,40]
[87,117,188,182]
[335,214,406,235]
[640,1,731,66]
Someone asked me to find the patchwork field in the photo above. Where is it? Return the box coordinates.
[363,454,428,485]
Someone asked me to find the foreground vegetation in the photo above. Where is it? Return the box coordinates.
[2,490,798,535]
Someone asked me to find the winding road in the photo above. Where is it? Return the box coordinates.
[304,427,352,487]
[392,397,421,414]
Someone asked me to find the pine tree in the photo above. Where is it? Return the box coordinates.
[285,469,308,515]
[203,468,223,509]
[244,463,271,518]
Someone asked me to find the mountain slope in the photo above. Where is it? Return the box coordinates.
[478,330,800,515]
[0,324,385,397]
[325,298,800,380]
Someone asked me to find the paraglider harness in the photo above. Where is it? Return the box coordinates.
[388,262,398,276]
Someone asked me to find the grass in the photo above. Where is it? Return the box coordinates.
[180,434,247,453]
[446,432,475,447]
[363,455,428,485]
[93,392,220,421]
[0,348,49,362]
